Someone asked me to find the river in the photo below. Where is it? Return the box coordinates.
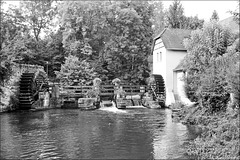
[0,107,198,159]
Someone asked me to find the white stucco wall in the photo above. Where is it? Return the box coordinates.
[165,50,186,93]
[152,38,166,81]
[164,50,186,105]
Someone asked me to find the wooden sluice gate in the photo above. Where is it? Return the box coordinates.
[59,84,149,110]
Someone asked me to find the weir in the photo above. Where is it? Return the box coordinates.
[58,75,166,110]
[59,84,148,109]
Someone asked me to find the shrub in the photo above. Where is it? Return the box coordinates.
[187,110,240,160]
[182,21,238,112]
[55,55,97,85]
[198,62,230,113]
[180,18,240,160]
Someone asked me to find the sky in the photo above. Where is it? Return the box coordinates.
[2,0,238,21]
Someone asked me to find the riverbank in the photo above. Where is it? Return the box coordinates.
[0,84,19,113]
[172,102,239,159]
[0,64,23,112]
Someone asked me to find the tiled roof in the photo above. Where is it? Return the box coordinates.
[154,28,192,50]
[219,16,239,33]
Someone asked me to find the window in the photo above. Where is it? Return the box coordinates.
[157,52,162,62]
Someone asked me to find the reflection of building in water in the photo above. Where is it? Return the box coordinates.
[153,109,187,159]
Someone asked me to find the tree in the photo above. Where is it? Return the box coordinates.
[103,1,152,84]
[215,38,240,108]
[151,1,166,37]
[0,2,30,85]
[166,0,185,28]
[182,21,236,111]
[43,30,65,79]
[58,1,153,84]
[1,0,61,83]
[165,0,204,30]
[182,15,204,30]
[210,10,219,21]
[0,3,27,50]
[19,0,57,41]
[58,1,110,58]
[55,55,97,85]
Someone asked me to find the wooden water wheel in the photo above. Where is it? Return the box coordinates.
[18,72,48,110]
[151,74,166,107]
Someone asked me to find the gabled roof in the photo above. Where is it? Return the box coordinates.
[154,28,192,51]
[219,16,239,33]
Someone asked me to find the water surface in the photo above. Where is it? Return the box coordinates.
[0,107,197,159]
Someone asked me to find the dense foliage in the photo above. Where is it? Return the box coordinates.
[1,0,206,85]
[0,0,64,81]
[182,21,238,111]
[57,1,153,84]
[179,20,239,159]
[182,107,240,160]
[55,55,97,85]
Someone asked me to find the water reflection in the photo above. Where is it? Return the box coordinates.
[0,108,197,159]
[153,109,185,159]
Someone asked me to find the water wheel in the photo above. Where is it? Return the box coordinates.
[18,72,48,110]
[151,75,166,107]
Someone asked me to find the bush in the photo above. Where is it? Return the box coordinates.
[179,18,240,160]
[187,110,240,160]
[182,22,239,112]
[0,60,12,86]
[198,62,230,113]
